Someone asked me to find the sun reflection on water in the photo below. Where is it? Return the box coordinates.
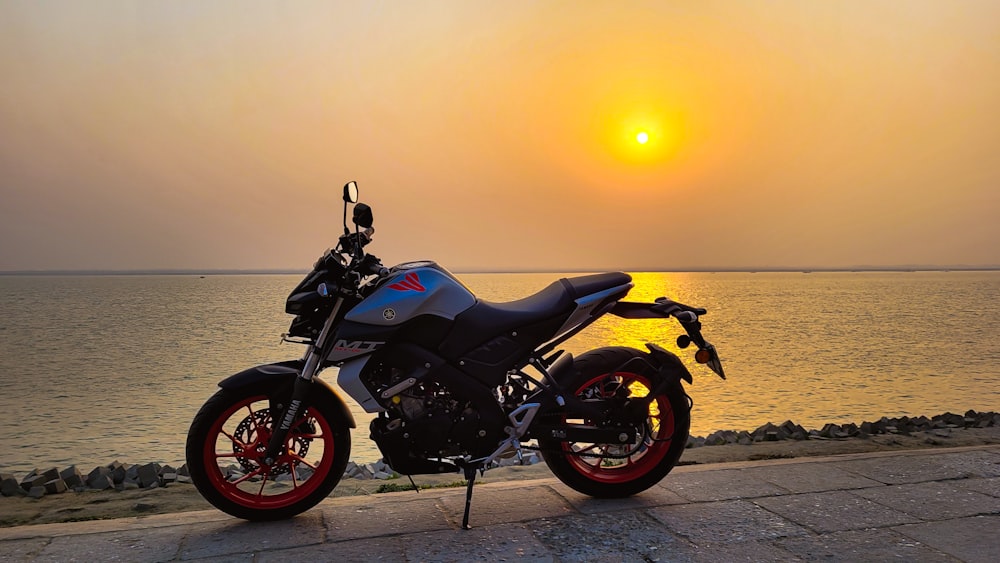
[465,271,1000,438]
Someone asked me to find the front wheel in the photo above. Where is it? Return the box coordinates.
[539,347,690,498]
[185,382,351,520]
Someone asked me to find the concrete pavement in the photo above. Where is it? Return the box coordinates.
[2,445,998,562]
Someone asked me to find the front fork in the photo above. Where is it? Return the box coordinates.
[263,297,344,465]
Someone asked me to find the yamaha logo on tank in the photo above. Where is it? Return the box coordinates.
[382,308,396,321]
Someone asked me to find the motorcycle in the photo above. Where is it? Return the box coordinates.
[186,181,726,528]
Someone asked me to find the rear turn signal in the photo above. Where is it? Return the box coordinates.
[695,349,711,364]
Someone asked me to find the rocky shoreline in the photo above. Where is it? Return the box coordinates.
[690,409,1000,447]
[3,410,997,501]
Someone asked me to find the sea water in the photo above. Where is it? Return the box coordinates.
[0,271,997,474]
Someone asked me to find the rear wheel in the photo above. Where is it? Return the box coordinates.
[539,347,690,498]
[186,382,351,520]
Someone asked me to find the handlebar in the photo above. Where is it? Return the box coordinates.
[357,253,389,277]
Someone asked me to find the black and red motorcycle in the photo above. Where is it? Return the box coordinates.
[186,181,726,528]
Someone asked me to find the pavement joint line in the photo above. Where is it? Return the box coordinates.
[747,498,811,536]
[827,463,894,487]
[751,498,828,537]
[840,488,925,526]
[889,525,956,560]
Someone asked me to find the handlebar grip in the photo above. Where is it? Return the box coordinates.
[357,254,388,277]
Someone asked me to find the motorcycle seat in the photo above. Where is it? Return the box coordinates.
[441,272,632,357]
[561,271,633,300]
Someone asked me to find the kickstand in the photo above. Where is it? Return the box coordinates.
[461,465,478,530]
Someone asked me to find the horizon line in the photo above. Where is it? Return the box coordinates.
[2,265,999,276]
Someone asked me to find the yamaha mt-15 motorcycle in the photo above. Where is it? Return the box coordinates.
[186,181,726,527]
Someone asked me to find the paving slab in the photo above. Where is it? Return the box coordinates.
[935,450,1000,477]
[530,510,687,562]
[680,540,801,562]
[0,509,230,541]
[322,493,453,541]
[776,528,955,562]
[658,468,789,502]
[753,490,921,533]
[0,537,50,562]
[894,515,1000,563]
[851,480,1000,520]
[438,485,574,528]
[178,512,325,560]
[403,523,553,562]
[648,499,809,544]
[32,525,188,562]
[833,449,1000,485]
[547,481,688,515]
[741,462,883,494]
[255,536,407,562]
[4,446,1000,562]
[184,554,254,563]
[953,476,1000,498]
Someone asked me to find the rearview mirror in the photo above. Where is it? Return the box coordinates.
[343,181,359,203]
[352,203,374,229]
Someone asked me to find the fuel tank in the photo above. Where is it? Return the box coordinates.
[349,261,475,325]
[328,261,475,362]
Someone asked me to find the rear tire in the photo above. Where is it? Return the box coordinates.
[539,347,690,498]
[186,382,351,520]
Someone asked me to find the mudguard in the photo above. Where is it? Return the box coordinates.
[532,344,693,430]
[645,343,694,385]
[217,360,357,428]
[547,345,692,387]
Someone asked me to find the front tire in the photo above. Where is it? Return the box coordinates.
[186,382,351,521]
[539,347,690,498]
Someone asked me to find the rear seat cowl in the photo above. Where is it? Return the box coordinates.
[561,272,633,299]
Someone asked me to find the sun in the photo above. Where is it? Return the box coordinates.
[594,109,683,168]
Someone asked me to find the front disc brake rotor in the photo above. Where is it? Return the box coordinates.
[231,410,312,475]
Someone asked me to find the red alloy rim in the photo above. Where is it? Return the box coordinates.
[203,395,336,509]
[562,372,675,484]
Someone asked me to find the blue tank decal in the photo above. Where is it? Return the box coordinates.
[346,266,476,326]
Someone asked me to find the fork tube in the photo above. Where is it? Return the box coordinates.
[300,296,345,381]
[265,297,344,464]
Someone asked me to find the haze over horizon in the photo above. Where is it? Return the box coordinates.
[2,1,998,273]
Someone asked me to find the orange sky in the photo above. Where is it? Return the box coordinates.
[1,1,998,271]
